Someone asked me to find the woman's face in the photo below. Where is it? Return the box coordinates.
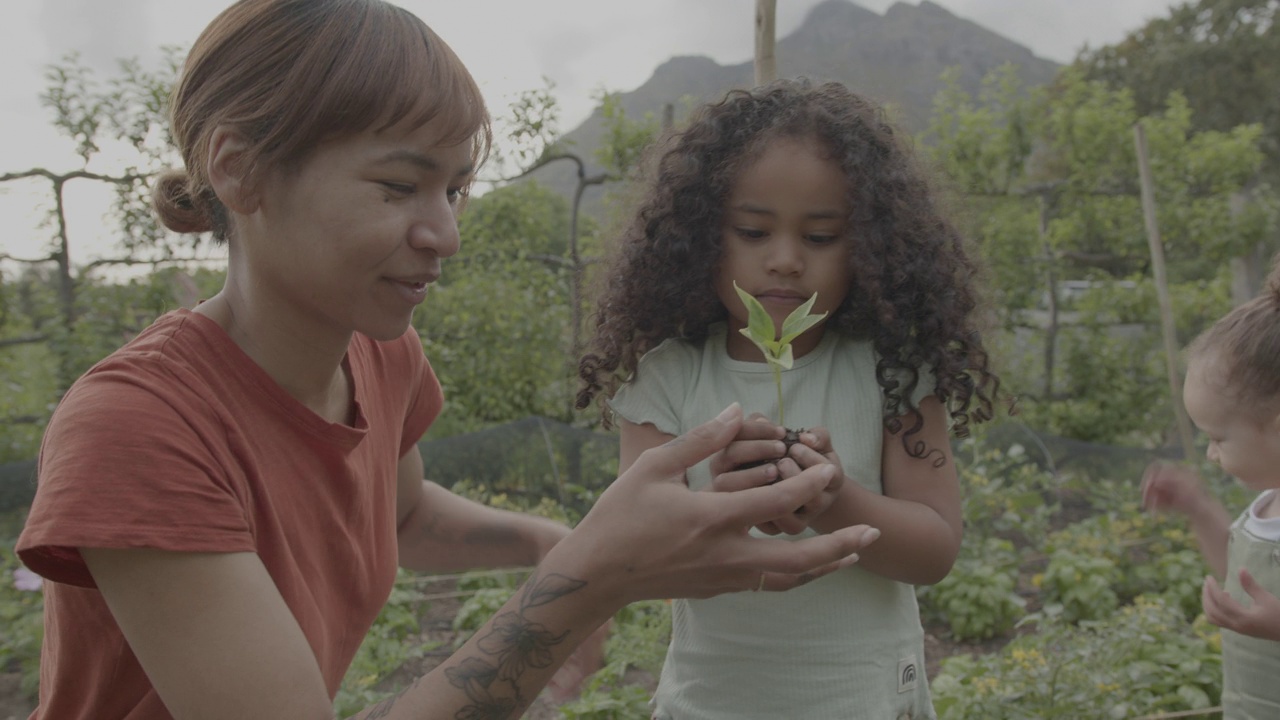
[234,116,475,344]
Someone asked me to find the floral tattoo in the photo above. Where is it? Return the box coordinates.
[443,572,586,719]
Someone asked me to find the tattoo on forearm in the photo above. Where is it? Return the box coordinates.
[444,572,587,719]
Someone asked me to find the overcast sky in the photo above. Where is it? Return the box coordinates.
[1,0,1180,263]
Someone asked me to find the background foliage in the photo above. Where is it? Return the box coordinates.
[2,0,1279,716]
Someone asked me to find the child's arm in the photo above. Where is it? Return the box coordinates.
[785,396,962,585]
[1202,570,1280,641]
[1140,461,1231,578]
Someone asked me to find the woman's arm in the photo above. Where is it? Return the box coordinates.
[394,448,568,573]
[83,404,876,720]
[799,396,963,585]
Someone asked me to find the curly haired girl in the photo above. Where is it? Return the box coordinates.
[577,78,1001,719]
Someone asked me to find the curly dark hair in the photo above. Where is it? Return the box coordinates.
[576,78,1001,457]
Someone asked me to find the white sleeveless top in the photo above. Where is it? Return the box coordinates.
[611,324,937,720]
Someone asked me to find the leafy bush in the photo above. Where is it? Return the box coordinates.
[932,596,1221,719]
[1037,550,1120,623]
[0,544,43,700]
[956,440,1059,548]
[334,571,435,715]
[558,600,671,720]
[920,539,1026,641]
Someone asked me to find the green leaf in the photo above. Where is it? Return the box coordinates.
[734,282,780,351]
[774,343,795,370]
[778,293,828,346]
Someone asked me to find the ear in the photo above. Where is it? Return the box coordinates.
[207,126,260,215]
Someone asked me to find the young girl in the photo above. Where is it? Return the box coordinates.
[1141,258,1280,718]
[577,79,1000,719]
[12,4,879,718]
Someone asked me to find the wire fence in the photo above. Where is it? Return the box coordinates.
[0,416,1187,515]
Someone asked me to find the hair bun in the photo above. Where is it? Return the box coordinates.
[152,169,214,235]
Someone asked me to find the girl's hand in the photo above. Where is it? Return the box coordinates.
[760,427,846,536]
[1141,461,1209,517]
[1202,571,1280,641]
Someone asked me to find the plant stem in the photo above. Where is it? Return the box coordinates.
[773,364,784,427]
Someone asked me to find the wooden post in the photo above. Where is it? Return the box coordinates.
[1039,194,1059,401]
[1134,122,1196,461]
[755,0,777,86]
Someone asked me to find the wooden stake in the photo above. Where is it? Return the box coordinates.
[1134,122,1196,461]
[755,0,777,86]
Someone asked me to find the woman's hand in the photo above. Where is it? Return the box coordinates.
[708,420,845,536]
[706,412,786,489]
[558,403,879,604]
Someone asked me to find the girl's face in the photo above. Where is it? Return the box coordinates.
[236,115,474,345]
[714,135,853,362]
[1183,360,1280,491]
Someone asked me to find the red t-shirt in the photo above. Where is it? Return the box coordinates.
[16,310,442,719]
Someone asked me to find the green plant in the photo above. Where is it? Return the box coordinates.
[1037,550,1120,623]
[955,438,1059,548]
[558,683,652,719]
[732,282,826,427]
[0,562,43,701]
[452,586,520,638]
[932,596,1221,719]
[558,600,671,720]
[333,570,435,715]
[920,538,1026,641]
[0,511,42,702]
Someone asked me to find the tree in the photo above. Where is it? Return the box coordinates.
[1,50,217,390]
[1078,0,1278,172]
[420,85,658,433]
[415,181,579,436]
[1078,0,1280,302]
[927,64,1275,444]
[0,51,228,462]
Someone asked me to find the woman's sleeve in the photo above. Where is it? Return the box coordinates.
[397,327,444,456]
[17,368,252,588]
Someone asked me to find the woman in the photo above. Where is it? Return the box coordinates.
[14,1,878,719]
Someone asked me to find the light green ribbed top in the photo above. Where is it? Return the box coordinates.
[611,324,937,720]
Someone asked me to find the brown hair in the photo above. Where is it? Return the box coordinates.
[577,79,1000,455]
[1188,254,1280,411]
[153,0,491,242]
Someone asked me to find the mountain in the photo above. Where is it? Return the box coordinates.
[525,0,1061,210]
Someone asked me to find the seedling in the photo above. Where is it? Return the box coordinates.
[733,281,827,427]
